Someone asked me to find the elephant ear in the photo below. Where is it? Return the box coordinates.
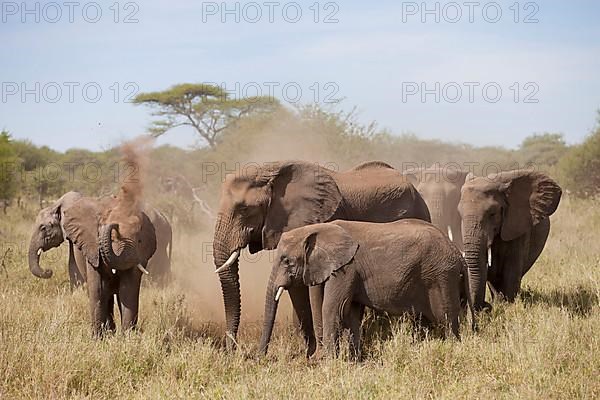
[62,198,101,268]
[301,224,358,286]
[500,171,562,241]
[137,212,157,267]
[262,162,342,249]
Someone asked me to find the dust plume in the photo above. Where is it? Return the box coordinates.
[104,135,155,238]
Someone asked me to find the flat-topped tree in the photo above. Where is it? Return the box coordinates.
[134,83,279,148]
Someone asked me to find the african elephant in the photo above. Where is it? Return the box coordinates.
[405,167,469,250]
[213,160,431,349]
[144,208,173,287]
[29,192,171,289]
[458,170,562,311]
[62,191,156,336]
[259,219,474,358]
[28,191,86,288]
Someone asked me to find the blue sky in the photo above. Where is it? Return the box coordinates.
[1,0,599,151]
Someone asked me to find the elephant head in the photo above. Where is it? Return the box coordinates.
[213,161,343,347]
[458,170,561,310]
[28,191,82,279]
[62,197,156,273]
[259,223,358,354]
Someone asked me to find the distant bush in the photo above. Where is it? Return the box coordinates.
[559,125,600,197]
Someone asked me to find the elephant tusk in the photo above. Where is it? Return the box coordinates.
[275,287,285,302]
[215,249,240,274]
[37,248,43,256]
[487,248,492,267]
[137,264,150,275]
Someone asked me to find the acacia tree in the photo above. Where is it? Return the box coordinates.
[134,83,279,148]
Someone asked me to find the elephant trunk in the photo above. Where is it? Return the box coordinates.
[462,217,488,310]
[259,265,282,355]
[27,236,52,279]
[213,213,245,350]
[99,223,139,270]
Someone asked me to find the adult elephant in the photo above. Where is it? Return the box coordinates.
[62,192,156,336]
[29,192,170,290]
[458,170,562,311]
[404,167,469,250]
[213,160,431,349]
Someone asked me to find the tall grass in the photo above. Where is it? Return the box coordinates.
[0,197,598,399]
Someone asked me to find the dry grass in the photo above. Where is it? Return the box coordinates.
[0,197,598,399]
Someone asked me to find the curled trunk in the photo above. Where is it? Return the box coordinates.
[27,237,52,278]
[99,224,138,270]
[259,266,280,355]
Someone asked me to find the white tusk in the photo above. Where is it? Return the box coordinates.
[215,249,240,274]
[137,264,149,275]
[111,269,117,274]
[275,287,285,302]
[447,226,453,241]
[487,248,492,267]
[37,248,43,256]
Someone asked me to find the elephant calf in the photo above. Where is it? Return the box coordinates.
[260,219,474,358]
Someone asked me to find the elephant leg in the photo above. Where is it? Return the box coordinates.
[68,241,85,290]
[496,237,528,302]
[309,284,325,346]
[117,267,143,331]
[346,303,364,361]
[86,262,115,337]
[321,288,347,358]
[288,285,317,357]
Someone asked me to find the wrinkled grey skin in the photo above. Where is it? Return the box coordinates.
[458,170,562,311]
[29,192,171,290]
[405,168,469,251]
[28,191,86,288]
[62,196,156,337]
[144,208,173,287]
[213,160,431,350]
[260,220,474,359]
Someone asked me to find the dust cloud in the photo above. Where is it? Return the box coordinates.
[104,136,154,238]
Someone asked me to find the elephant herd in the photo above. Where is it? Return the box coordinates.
[27,160,562,359]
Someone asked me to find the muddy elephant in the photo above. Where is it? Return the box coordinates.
[29,192,171,289]
[458,170,562,311]
[259,219,474,358]
[61,192,156,336]
[405,167,469,251]
[213,160,431,349]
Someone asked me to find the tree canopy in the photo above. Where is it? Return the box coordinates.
[133,83,279,148]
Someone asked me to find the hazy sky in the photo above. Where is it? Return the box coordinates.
[1,0,599,151]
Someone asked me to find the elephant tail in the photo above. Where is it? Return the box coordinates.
[460,256,477,332]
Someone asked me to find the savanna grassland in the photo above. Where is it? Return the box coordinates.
[0,194,598,399]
